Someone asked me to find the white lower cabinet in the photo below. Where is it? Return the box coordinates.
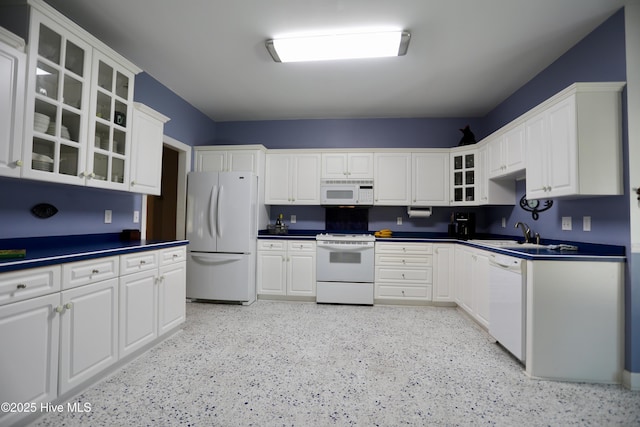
[0,245,186,427]
[432,243,455,302]
[257,240,316,297]
[454,245,490,328]
[375,242,433,301]
[59,278,118,394]
[0,293,60,427]
[119,247,186,358]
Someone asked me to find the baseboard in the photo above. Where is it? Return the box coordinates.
[622,370,640,391]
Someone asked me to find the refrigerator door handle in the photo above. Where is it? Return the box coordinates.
[217,185,223,239]
[209,185,218,239]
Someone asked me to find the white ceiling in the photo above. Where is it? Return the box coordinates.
[44,0,626,122]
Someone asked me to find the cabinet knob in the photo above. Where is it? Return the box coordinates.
[55,305,64,313]
[140,260,146,265]
[89,172,95,178]
[65,302,73,310]
[15,160,23,167]
[131,181,136,186]
[16,283,26,289]
[92,269,99,274]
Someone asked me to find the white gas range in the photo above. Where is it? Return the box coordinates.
[315,233,375,305]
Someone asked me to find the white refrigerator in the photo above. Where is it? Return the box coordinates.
[186,171,258,304]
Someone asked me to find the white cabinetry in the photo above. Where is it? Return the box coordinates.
[0,293,60,427]
[129,103,169,195]
[321,152,373,179]
[432,243,455,302]
[0,245,186,426]
[525,82,624,199]
[119,247,185,358]
[0,28,26,178]
[195,145,265,174]
[411,152,449,206]
[373,152,411,205]
[257,239,316,298]
[58,278,118,394]
[488,123,526,179]
[478,144,515,205]
[450,148,477,205]
[526,260,623,383]
[454,245,490,328]
[375,242,433,301]
[265,152,321,204]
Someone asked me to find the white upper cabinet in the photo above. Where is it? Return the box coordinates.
[411,152,449,206]
[0,28,26,179]
[450,148,478,206]
[86,50,135,191]
[374,152,411,205]
[321,152,373,179]
[525,82,624,199]
[23,10,93,186]
[129,103,169,195]
[488,123,526,179]
[15,1,164,194]
[194,145,266,175]
[265,152,321,204]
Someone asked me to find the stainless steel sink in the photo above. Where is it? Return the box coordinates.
[469,239,519,247]
[469,240,549,249]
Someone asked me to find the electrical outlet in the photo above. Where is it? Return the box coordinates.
[501,217,506,228]
[583,216,591,231]
[397,216,403,225]
[561,216,572,231]
[290,215,297,224]
[104,210,112,224]
[133,210,140,223]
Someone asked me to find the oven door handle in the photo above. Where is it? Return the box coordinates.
[318,244,372,251]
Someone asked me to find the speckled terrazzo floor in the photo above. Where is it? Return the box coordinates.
[32,300,639,426]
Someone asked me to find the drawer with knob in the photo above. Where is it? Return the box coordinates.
[62,256,119,290]
[0,265,61,306]
[375,285,432,300]
[120,251,159,275]
[159,246,187,266]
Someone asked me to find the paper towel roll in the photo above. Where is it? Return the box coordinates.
[407,207,432,218]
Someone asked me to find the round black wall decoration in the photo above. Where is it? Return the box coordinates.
[31,203,58,219]
[519,195,553,220]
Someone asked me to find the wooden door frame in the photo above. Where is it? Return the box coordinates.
[141,135,191,240]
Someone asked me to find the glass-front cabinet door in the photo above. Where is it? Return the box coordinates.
[450,148,477,206]
[87,50,134,190]
[24,12,91,185]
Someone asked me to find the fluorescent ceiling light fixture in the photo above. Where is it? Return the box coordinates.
[266,30,410,63]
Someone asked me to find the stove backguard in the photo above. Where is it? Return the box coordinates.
[325,207,369,233]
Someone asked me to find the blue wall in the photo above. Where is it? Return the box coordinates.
[216,117,483,149]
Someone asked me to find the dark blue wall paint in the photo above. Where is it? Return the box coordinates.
[478,9,627,138]
[216,118,484,149]
[0,176,139,238]
[134,72,217,146]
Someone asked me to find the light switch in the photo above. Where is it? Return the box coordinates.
[104,210,112,224]
[561,216,572,230]
[583,216,591,231]
[290,215,297,224]
[397,216,403,225]
[133,210,140,223]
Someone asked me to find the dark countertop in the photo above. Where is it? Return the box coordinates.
[0,233,189,273]
[258,230,625,262]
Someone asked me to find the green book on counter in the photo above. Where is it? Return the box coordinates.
[0,249,26,259]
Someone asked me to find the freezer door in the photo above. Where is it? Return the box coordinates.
[186,252,254,302]
[216,172,256,253]
[186,172,219,252]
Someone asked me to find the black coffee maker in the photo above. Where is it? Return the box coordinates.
[454,212,476,240]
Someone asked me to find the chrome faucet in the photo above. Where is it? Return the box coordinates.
[514,222,532,243]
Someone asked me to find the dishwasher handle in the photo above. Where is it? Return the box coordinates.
[489,254,522,271]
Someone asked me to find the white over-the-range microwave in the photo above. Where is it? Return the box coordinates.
[320,179,374,206]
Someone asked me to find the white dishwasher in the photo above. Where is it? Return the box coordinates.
[488,253,526,362]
